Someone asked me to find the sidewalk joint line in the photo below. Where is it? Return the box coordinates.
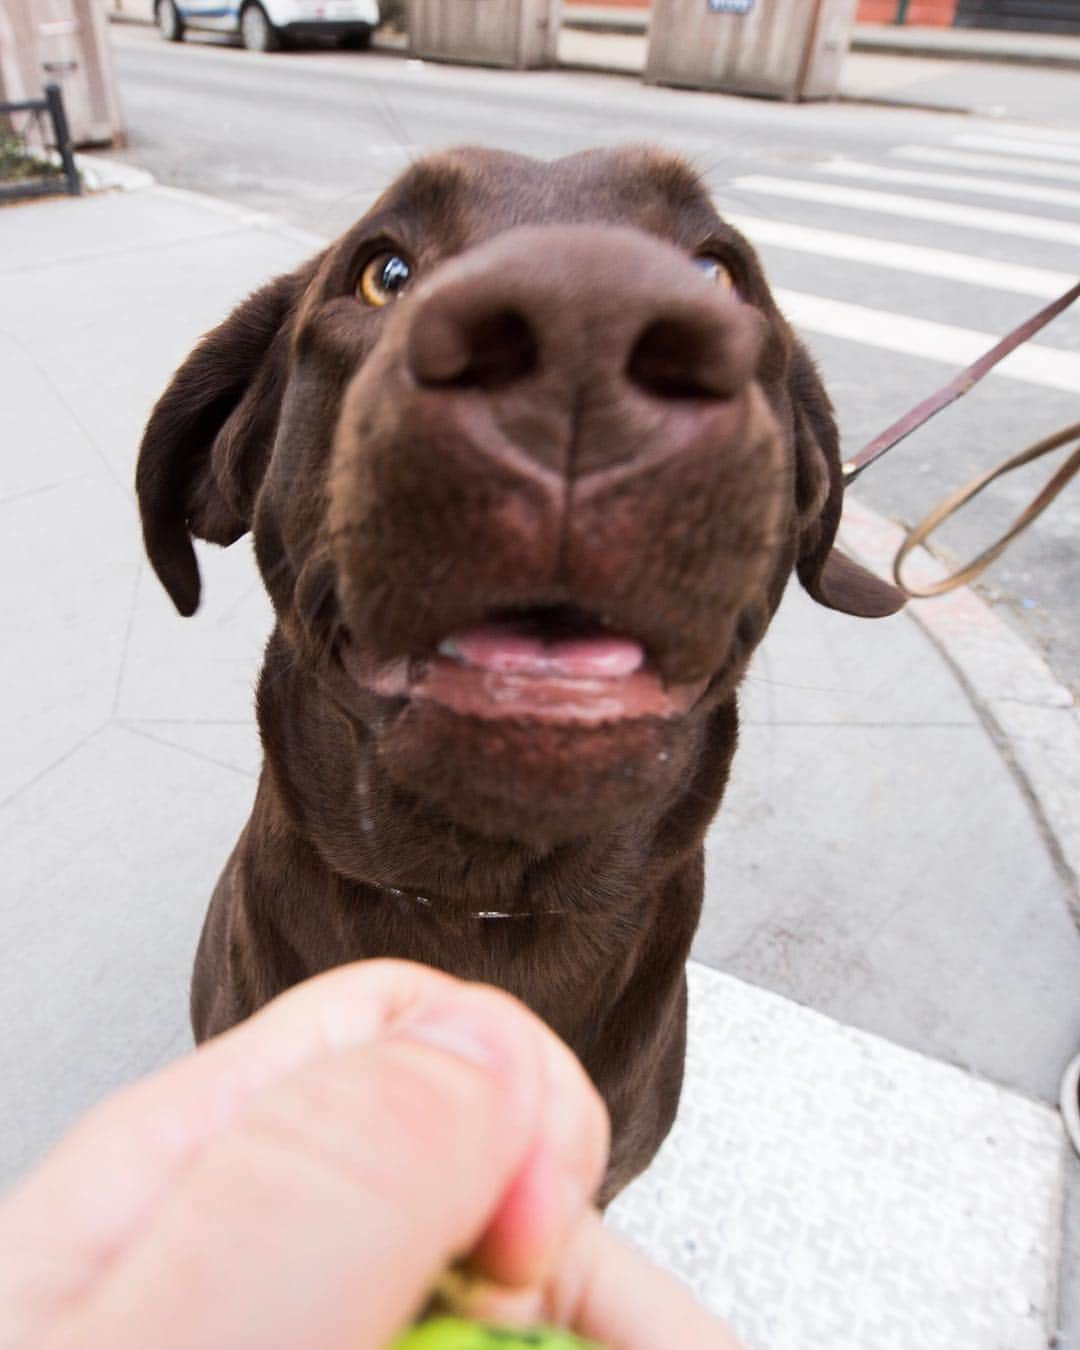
[117,722,259,780]
[112,565,144,720]
[0,724,109,814]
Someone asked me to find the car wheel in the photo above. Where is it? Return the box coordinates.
[339,26,372,49]
[240,3,280,51]
[157,0,185,41]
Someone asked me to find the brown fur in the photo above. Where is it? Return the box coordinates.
[136,147,903,1201]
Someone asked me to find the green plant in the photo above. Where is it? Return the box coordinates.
[0,130,63,184]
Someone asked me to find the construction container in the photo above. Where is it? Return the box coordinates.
[408,0,560,68]
[645,0,859,100]
[0,0,124,145]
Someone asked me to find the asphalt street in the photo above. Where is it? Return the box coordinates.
[99,23,1080,691]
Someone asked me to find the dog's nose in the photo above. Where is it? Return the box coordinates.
[406,224,761,476]
[408,302,540,390]
[625,310,749,401]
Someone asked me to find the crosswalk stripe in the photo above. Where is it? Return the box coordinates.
[950,134,1080,165]
[954,125,1080,148]
[892,145,1080,186]
[772,289,1080,395]
[730,176,1080,248]
[818,159,1080,212]
[723,214,1073,299]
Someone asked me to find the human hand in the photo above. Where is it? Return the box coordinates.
[0,960,741,1350]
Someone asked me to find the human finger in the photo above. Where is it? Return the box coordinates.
[550,1211,743,1350]
[0,962,605,1345]
[445,1209,743,1350]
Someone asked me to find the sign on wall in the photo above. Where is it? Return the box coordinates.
[707,0,755,12]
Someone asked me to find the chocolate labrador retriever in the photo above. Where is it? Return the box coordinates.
[136,146,903,1200]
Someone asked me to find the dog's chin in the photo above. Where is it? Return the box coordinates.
[339,616,710,845]
[375,696,700,846]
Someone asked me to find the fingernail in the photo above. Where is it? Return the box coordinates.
[399,1006,512,1078]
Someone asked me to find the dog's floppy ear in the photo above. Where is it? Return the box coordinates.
[788,343,905,618]
[135,262,316,616]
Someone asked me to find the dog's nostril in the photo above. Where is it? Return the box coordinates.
[457,311,538,389]
[627,318,728,402]
[412,308,539,391]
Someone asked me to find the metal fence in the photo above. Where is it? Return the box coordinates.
[0,82,80,201]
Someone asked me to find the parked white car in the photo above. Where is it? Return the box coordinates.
[155,0,380,51]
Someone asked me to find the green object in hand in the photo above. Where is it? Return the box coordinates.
[393,1316,601,1350]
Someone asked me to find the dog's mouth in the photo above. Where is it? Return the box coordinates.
[347,605,709,725]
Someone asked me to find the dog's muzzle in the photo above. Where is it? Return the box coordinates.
[329,223,785,729]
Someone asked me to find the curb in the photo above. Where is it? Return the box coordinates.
[841,496,1080,912]
[836,92,979,117]
[851,31,1080,73]
[76,153,155,193]
[1063,1053,1080,1157]
[150,182,330,250]
[850,40,1080,72]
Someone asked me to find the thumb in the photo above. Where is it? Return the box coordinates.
[45,985,600,1350]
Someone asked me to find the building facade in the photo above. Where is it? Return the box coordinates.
[856,0,1080,31]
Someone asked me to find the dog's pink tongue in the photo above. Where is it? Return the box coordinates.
[444,627,644,679]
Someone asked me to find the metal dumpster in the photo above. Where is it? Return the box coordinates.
[408,0,560,68]
[645,0,859,101]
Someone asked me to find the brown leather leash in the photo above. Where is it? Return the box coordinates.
[840,279,1080,599]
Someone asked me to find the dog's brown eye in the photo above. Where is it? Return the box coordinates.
[695,257,735,291]
[358,253,412,308]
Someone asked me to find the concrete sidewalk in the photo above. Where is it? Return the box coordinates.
[2,178,1078,1347]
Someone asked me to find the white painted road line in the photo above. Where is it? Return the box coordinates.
[723,213,1074,300]
[954,124,1080,148]
[730,176,1080,248]
[892,144,1080,186]
[773,289,1080,395]
[819,158,1080,212]
[951,133,1080,165]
